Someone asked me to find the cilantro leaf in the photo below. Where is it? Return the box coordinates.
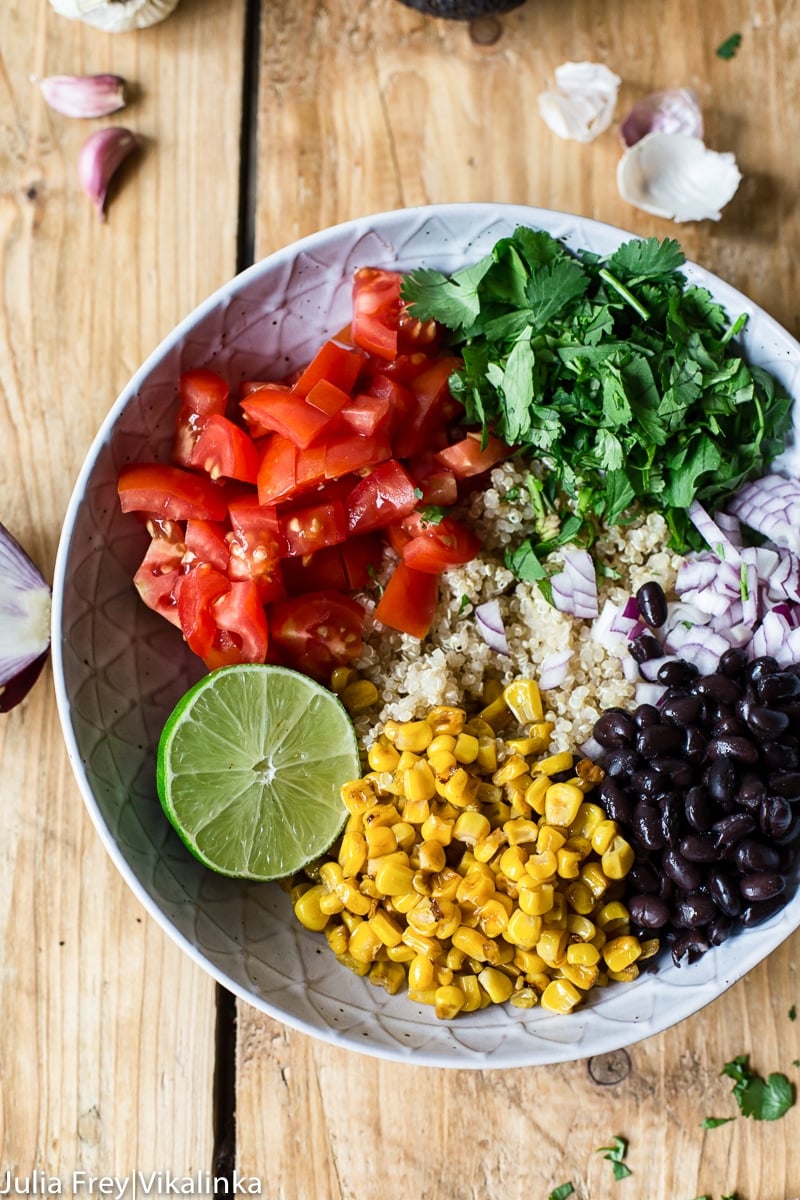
[790,1005,797,1021]
[401,257,493,330]
[722,1055,795,1121]
[700,1116,736,1129]
[548,1186,574,1200]
[607,236,685,279]
[716,32,742,59]
[419,506,445,526]
[597,1135,632,1180]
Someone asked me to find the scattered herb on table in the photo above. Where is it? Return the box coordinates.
[722,1054,795,1121]
[402,227,792,554]
[700,1116,736,1129]
[596,1134,632,1180]
[790,1005,797,1021]
[548,1185,575,1200]
[716,32,743,59]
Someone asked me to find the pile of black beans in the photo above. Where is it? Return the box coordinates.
[591,583,800,967]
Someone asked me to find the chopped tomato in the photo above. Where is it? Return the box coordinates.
[185,519,229,572]
[268,591,364,680]
[339,393,391,437]
[227,497,285,601]
[133,534,185,628]
[189,413,260,483]
[340,533,382,589]
[212,581,269,664]
[346,459,418,534]
[392,356,462,459]
[292,340,366,397]
[401,515,480,574]
[306,377,351,418]
[408,452,458,506]
[172,369,230,467]
[282,533,381,595]
[436,432,511,478]
[374,562,438,639]
[257,436,298,505]
[175,563,232,667]
[118,463,228,522]
[351,268,402,361]
[323,428,392,481]
[240,388,333,450]
[279,499,348,557]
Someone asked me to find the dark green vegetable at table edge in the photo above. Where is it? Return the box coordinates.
[401,228,793,555]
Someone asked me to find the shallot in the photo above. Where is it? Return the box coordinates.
[0,523,51,712]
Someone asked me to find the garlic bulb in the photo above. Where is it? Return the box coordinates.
[48,0,180,32]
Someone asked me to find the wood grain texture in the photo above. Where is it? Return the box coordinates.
[239,1,800,1197]
[0,0,246,1177]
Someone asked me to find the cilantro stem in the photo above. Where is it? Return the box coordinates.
[598,268,651,321]
[721,311,749,345]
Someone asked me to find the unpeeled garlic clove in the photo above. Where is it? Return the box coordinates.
[617,132,742,222]
[78,126,141,220]
[619,88,703,148]
[35,73,126,119]
[48,0,180,32]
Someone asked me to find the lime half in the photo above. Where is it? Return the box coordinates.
[156,663,360,881]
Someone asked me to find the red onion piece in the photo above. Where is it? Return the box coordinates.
[474,599,510,656]
[538,650,573,690]
[727,474,800,553]
[688,500,741,562]
[550,549,598,619]
[0,522,51,710]
[620,88,704,148]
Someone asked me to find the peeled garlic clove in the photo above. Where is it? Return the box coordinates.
[620,88,704,147]
[78,126,141,220]
[537,62,621,143]
[617,132,742,222]
[35,73,126,119]
[48,0,180,32]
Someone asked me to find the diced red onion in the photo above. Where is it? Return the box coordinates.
[635,681,667,707]
[579,735,606,761]
[0,522,51,711]
[474,599,510,656]
[638,655,674,682]
[550,549,598,619]
[727,474,800,553]
[688,499,741,562]
[537,649,573,690]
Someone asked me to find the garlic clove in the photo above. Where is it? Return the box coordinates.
[48,0,180,32]
[78,126,141,220]
[620,88,704,148]
[35,73,126,119]
[537,61,621,143]
[617,132,742,223]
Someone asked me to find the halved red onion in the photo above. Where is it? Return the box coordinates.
[0,522,51,711]
[727,474,800,553]
[550,549,598,619]
[474,599,510,656]
[538,649,573,691]
[620,88,703,148]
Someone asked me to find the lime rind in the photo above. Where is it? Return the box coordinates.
[157,663,360,881]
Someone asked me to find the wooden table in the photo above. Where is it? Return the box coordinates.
[4,0,800,1195]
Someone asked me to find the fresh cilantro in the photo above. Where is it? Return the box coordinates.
[458,594,472,615]
[548,1186,575,1200]
[700,1116,735,1129]
[366,564,384,596]
[790,1005,797,1021]
[716,32,742,59]
[402,226,792,553]
[502,485,521,502]
[722,1055,795,1121]
[596,1135,632,1180]
[413,487,424,500]
[419,506,445,526]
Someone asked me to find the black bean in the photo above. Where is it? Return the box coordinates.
[719,647,748,678]
[684,726,708,764]
[657,660,698,687]
[706,735,760,765]
[673,894,717,928]
[633,802,666,851]
[711,812,756,850]
[761,740,800,772]
[593,710,637,748]
[596,777,633,824]
[713,714,748,737]
[633,703,661,729]
[760,796,794,839]
[650,756,695,788]
[692,674,742,706]
[737,774,767,810]
[630,767,667,799]
[630,633,664,664]
[661,693,704,726]
[757,671,800,704]
[627,860,662,894]
[636,724,684,759]
[706,758,738,804]
[734,838,781,874]
[671,929,711,966]
[660,793,683,847]
[636,581,669,629]
[628,893,670,929]
[775,815,800,846]
[685,786,715,832]
[746,656,780,683]
[603,747,641,779]
[707,914,735,945]
[739,872,785,902]
[708,869,743,917]
[662,847,705,891]
[768,772,800,800]
[746,706,791,740]
[679,832,719,862]
[741,894,789,926]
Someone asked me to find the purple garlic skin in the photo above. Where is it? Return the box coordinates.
[78,126,141,220]
[620,88,704,148]
[36,73,126,119]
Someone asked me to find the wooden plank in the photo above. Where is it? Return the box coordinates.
[0,0,246,1176]
[238,0,800,1196]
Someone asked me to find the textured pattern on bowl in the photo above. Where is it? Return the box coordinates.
[52,203,800,1067]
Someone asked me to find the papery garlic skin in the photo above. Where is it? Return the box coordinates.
[36,74,126,119]
[48,0,180,32]
[617,132,742,222]
[620,88,704,148]
[538,62,621,143]
[78,126,141,219]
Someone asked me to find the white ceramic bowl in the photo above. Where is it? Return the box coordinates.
[52,203,800,1068]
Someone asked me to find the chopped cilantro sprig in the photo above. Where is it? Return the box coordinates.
[722,1055,795,1121]
[402,228,792,553]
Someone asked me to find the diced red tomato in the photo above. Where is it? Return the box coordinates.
[185,519,229,572]
[340,534,382,589]
[392,356,462,459]
[268,591,364,680]
[257,436,298,505]
[346,460,419,535]
[407,452,458,506]
[436,432,511,478]
[351,268,402,361]
[118,463,228,522]
[305,378,351,418]
[374,562,438,639]
[279,499,348,557]
[133,534,185,628]
[281,533,381,595]
[189,413,260,483]
[240,388,333,450]
[339,393,391,437]
[401,515,480,574]
[212,581,269,664]
[175,562,232,667]
[179,369,230,416]
[227,497,285,601]
[292,340,366,397]
[324,428,392,481]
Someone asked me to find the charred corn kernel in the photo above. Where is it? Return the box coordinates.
[394,720,434,753]
[478,966,514,1004]
[341,778,378,815]
[348,922,383,963]
[324,922,349,956]
[365,825,398,859]
[339,882,372,916]
[601,835,635,880]
[590,819,618,856]
[415,840,445,872]
[508,791,533,820]
[590,928,608,952]
[336,951,370,977]
[493,754,528,787]
[340,910,362,934]
[456,870,495,909]
[408,953,436,990]
[453,810,491,845]
[505,909,543,950]
[368,910,403,948]
[430,867,461,901]
[536,824,566,854]
[527,721,555,752]
[454,732,480,764]
[566,913,596,940]
[403,758,436,804]
[427,734,457,758]
[518,882,554,917]
[556,847,582,879]
[543,892,568,929]
[561,962,599,991]
[359,877,381,900]
[537,927,569,966]
[374,859,415,896]
[289,881,312,904]
[405,896,440,935]
[401,928,441,959]
[390,821,416,853]
[537,751,574,776]
[571,802,606,839]
[446,946,466,971]
[427,706,466,736]
[434,984,466,1020]
[478,898,509,938]
[503,680,544,724]
[364,803,400,829]
[345,810,365,835]
[434,964,454,987]
[476,782,504,808]
[608,963,640,983]
[407,987,437,1006]
[441,767,478,808]
[603,935,642,973]
[567,942,600,967]
[433,901,462,941]
[505,818,539,846]
[563,880,595,916]
[420,812,454,847]
[510,987,538,1008]
[505,736,542,757]
[293,884,329,932]
[565,834,592,861]
[427,750,458,776]
[368,960,405,994]
[476,735,498,773]
[639,937,660,961]
[482,677,504,704]
[514,949,548,975]
[392,890,420,914]
[338,831,368,877]
[367,739,400,773]
[525,775,550,816]
[452,925,500,964]
[499,844,529,881]
[541,978,582,1013]
[480,695,511,731]
[525,849,557,881]
[402,796,431,825]
[319,891,345,915]
[330,666,359,693]
[580,862,610,900]
[395,750,420,773]
[544,782,584,827]
[454,973,483,1012]
[596,900,630,932]
[474,827,507,863]
[340,679,379,713]
[386,942,415,963]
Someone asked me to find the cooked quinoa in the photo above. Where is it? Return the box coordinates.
[356,461,685,751]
